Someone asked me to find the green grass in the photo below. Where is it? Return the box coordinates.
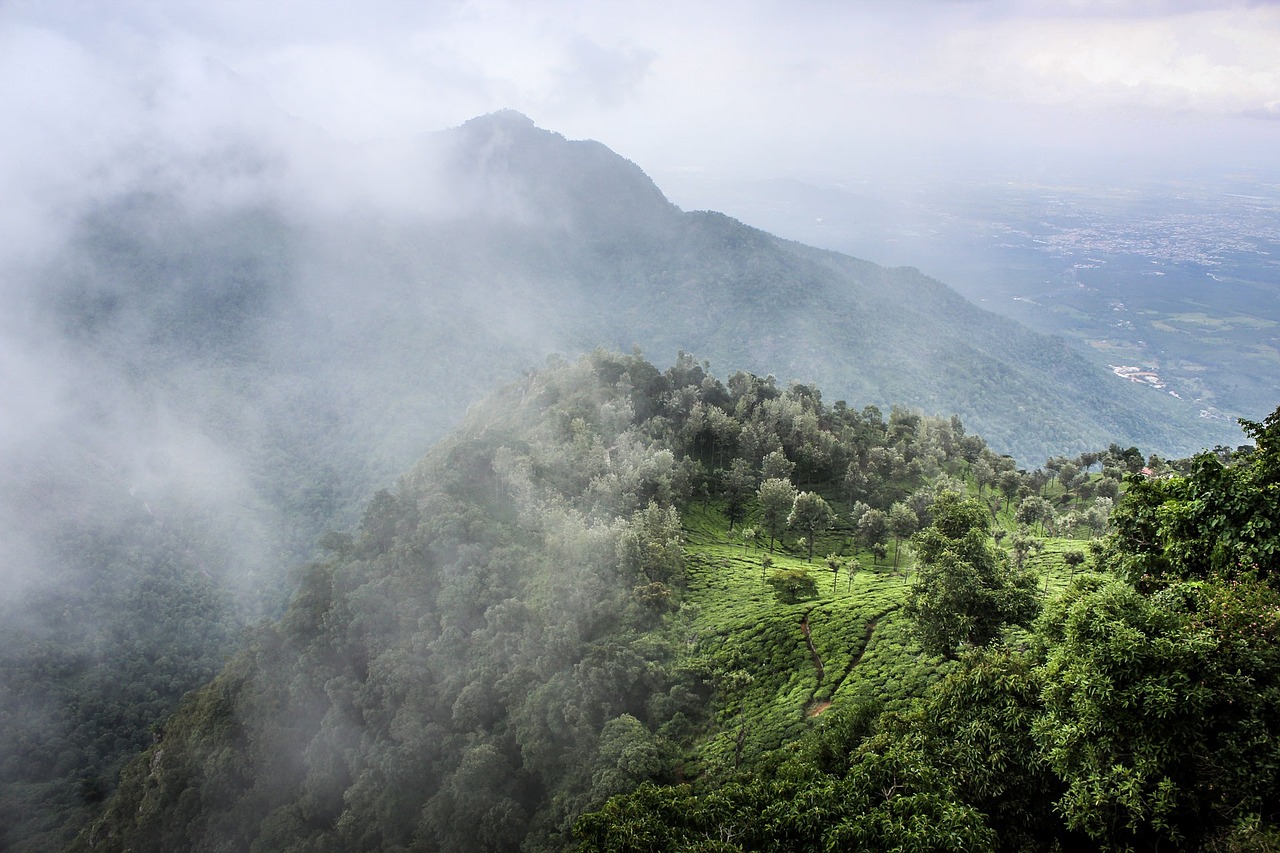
[676,489,1102,776]
[678,501,943,773]
[1164,312,1278,332]
[1022,536,1096,598]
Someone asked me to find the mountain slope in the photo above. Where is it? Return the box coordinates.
[69,350,974,852]
[0,110,1242,848]
[74,350,1280,852]
[422,111,1236,462]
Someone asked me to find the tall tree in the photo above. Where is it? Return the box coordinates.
[1014,495,1054,536]
[888,501,919,570]
[760,449,796,482]
[757,477,798,552]
[825,553,843,592]
[858,508,888,557]
[842,462,868,507]
[721,457,755,532]
[905,492,1039,659]
[788,491,834,563]
[971,456,996,497]
[997,470,1022,512]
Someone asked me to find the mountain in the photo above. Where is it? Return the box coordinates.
[0,110,1243,848]
[60,350,987,851]
[23,109,1237,503]
[411,111,1240,462]
[68,352,1280,852]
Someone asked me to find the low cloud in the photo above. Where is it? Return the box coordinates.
[5,0,1279,185]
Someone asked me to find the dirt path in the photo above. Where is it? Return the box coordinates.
[802,606,899,719]
[801,611,827,718]
[800,612,824,684]
[841,617,880,676]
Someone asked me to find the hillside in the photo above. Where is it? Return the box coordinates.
[65,350,989,850]
[71,351,1280,852]
[0,110,1248,848]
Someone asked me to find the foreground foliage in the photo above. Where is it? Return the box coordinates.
[577,406,1280,852]
[73,352,1280,852]
[905,492,1039,658]
[75,351,975,851]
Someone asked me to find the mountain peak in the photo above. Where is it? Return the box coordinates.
[444,110,677,234]
[461,108,538,132]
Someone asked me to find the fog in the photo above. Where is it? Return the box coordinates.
[8,1,1279,181]
[1,0,1278,846]
[2,0,1275,662]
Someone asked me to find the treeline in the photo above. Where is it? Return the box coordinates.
[68,350,1280,851]
[577,410,1280,851]
[72,350,992,852]
[0,497,244,852]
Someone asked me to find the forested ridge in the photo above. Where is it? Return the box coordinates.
[1,111,1245,850]
[63,350,1280,852]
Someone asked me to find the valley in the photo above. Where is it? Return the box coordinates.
[0,111,1274,852]
[661,170,1280,426]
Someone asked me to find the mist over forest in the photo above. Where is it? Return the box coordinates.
[4,3,1280,850]
[0,102,1239,616]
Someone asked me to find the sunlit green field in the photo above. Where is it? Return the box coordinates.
[676,496,1088,773]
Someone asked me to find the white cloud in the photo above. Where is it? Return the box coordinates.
[933,6,1280,115]
[2,0,1278,189]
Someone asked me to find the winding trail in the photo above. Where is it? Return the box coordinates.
[800,611,825,684]
[802,606,899,718]
[840,617,881,679]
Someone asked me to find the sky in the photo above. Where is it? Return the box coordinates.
[4,0,1280,209]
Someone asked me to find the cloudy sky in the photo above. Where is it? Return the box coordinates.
[3,0,1280,211]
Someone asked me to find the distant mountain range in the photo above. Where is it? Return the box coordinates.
[12,109,1242,590]
[660,170,1280,426]
[0,108,1247,851]
[50,111,1240,468]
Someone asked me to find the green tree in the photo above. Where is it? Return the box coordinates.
[825,553,843,592]
[1009,528,1042,571]
[1108,406,1280,590]
[1062,549,1085,579]
[888,501,919,571]
[843,462,867,507]
[576,692,1001,852]
[858,508,888,557]
[721,457,755,532]
[757,477,798,552]
[788,491,834,562]
[1094,476,1120,502]
[1034,576,1280,849]
[997,470,1022,511]
[905,492,1039,659]
[616,501,684,586]
[767,566,818,603]
[761,449,796,482]
[972,456,996,497]
[1015,495,1054,536]
[587,715,665,805]
[910,647,1061,848]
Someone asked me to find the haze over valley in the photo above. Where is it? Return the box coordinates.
[3,2,1280,851]
[665,169,1280,426]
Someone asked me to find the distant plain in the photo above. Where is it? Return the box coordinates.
[663,169,1280,430]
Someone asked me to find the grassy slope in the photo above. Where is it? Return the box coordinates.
[674,485,1095,778]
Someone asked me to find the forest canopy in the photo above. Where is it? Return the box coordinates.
[45,351,1280,853]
